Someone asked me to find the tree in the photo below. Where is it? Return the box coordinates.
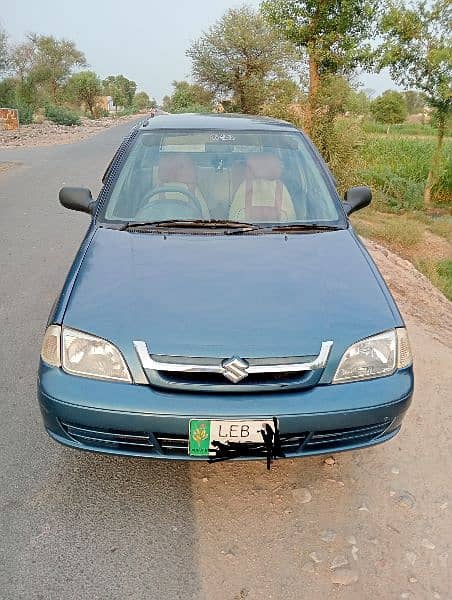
[186,6,296,114]
[0,25,8,73]
[28,34,87,101]
[163,80,213,113]
[346,89,372,116]
[370,90,407,124]
[377,0,452,205]
[403,90,426,115]
[66,70,102,116]
[261,0,379,135]
[103,74,137,108]
[133,91,151,111]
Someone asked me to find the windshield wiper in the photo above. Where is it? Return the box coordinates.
[121,219,260,232]
[270,223,343,232]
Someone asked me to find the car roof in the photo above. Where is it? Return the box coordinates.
[139,112,299,132]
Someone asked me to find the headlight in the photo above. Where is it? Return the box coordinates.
[62,327,132,382]
[40,324,132,383]
[333,328,412,384]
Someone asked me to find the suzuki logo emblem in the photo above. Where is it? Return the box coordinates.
[222,356,249,383]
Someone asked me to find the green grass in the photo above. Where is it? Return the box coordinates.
[358,135,452,210]
[362,120,452,137]
[416,259,452,301]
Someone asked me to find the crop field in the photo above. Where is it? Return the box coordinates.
[351,132,452,300]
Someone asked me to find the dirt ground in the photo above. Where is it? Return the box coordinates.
[0,113,142,148]
[366,239,452,347]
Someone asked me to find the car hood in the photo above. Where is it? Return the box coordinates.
[63,227,400,367]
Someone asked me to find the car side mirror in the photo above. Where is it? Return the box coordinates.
[59,187,95,215]
[343,186,372,216]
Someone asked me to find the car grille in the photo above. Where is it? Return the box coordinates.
[61,419,392,457]
[148,369,318,392]
[61,421,155,454]
[303,421,391,452]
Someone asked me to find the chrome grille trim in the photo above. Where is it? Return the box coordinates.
[133,340,333,381]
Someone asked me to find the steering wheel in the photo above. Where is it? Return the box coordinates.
[141,185,204,218]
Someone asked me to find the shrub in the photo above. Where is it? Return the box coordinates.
[90,106,109,119]
[15,103,34,125]
[44,104,81,126]
[359,135,452,209]
[370,91,407,125]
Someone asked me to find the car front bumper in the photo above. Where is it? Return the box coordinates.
[37,364,413,460]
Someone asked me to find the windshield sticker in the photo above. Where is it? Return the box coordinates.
[209,133,236,142]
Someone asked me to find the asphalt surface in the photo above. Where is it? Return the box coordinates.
[0,121,451,600]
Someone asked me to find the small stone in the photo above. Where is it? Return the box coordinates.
[331,568,359,586]
[439,502,448,510]
[346,535,357,546]
[351,546,359,561]
[309,552,322,564]
[405,551,417,566]
[408,576,417,583]
[433,593,441,600]
[438,552,448,567]
[358,504,370,512]
[421,538,435,550]
[302,561,315,573]
[202,477,208,482]
[320,529,336,542]
[293,487,312,503]
[330,554,349,570]
[396,491,416,510]
[391,466,400,474]
[400,593,412,599]
[390,490,396,497]
[324,456,336,465]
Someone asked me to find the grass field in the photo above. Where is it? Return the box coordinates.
[350,131,452,300]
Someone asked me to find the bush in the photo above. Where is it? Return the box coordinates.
[15,103,34,125]
[370,91,407,125]
[90,106,109,119]
[359,135,452,209]
[44,104,81,126]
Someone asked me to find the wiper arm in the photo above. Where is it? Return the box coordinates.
[270,223,342,232]
[121,219,259,231]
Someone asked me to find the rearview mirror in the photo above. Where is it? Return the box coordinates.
[59,187,95,214]
[343,186,372,216]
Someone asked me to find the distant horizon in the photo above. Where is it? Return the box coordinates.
[1,0,399,102]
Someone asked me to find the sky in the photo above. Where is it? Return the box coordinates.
[2,0,397,102]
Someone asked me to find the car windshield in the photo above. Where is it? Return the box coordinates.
[102,129,342,226]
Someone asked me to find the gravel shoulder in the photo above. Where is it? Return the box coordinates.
[0,113,142,148]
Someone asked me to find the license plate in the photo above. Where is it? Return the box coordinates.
[189,419,275,457]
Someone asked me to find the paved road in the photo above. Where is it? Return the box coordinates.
[1,123,451,600]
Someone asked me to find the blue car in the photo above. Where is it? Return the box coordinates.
[38,114,413,465]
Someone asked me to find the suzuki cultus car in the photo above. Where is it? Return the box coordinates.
[38,114,413,466]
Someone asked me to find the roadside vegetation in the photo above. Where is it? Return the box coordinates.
[0,31,155,124]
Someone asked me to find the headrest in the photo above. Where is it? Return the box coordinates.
[158,155,196,185]
[246,154,282,180]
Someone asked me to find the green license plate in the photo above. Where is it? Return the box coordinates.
[189,419,275,456]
